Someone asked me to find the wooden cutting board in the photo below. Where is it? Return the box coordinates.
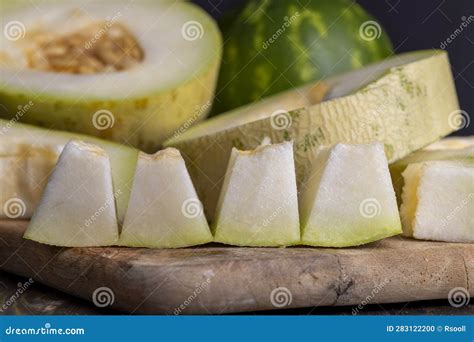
[0,220,472,314]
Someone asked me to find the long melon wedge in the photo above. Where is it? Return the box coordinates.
[165,50,460,219]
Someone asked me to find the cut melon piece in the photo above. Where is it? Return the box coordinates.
[424,136,474,150]
[390,145,474,205]
[213,141,300,247]
[400,161,473,243]
[300,142,401,247]
[0,118,138,223]
[0,1,222,152]
[119,148,212,248]
[24,141,119,247]
[165,50,460,219]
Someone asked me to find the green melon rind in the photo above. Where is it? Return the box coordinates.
[165,50,460,220]
[301,220,402,247]
[0,2,222,153]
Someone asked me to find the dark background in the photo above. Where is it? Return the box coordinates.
[194,0,474,136]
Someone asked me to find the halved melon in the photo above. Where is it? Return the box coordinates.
[0,1,222,152]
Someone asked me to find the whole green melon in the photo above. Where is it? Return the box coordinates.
[212,0,393,115]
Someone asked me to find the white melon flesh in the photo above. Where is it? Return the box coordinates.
[24,141,119,247]
[400,161,474,243]
[0,119,138,223]
[390,145,474,205]
[119,148,212,248]
[213,141,300,247]
[300,142,402,247]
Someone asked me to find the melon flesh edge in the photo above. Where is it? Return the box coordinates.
[300,142,402,247]
[213,141,300,247]
[119,148,212,248]
[401,161,474,243]
[165,50,460,220]
[390,145,474,206]
[24,141,119,247]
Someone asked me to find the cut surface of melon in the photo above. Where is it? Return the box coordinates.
[0,1,222,151]
[166,50,460,219]
[390,145,474,205]
[24,140,119,247]
[119,148,212,248]
[0,118,138,223]
[213,141,300,247]
[400,161,474,243]
[300,142,402,247]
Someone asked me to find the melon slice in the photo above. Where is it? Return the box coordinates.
[0,1,222,152]
[213,141,300,247]
[0,118,138,223]
[400,161,473,243]
[24,141,119,247]
[390,145,474,205]
[119,148,212,248]
[424,136,474,150]
[165,50,460,219]
[300,142,401,247]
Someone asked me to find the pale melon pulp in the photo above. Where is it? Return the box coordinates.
[213,141,300,247]
[24,141,119,247]
[119,148,212,248]
[300,142,402,247]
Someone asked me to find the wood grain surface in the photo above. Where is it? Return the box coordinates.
[0,220,472,314]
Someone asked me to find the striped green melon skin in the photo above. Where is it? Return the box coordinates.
[213,0,393,115]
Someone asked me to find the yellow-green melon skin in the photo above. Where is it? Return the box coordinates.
[166,51,460,219]
[0,62,220,153]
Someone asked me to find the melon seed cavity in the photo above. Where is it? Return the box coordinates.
[17,20,144,74]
